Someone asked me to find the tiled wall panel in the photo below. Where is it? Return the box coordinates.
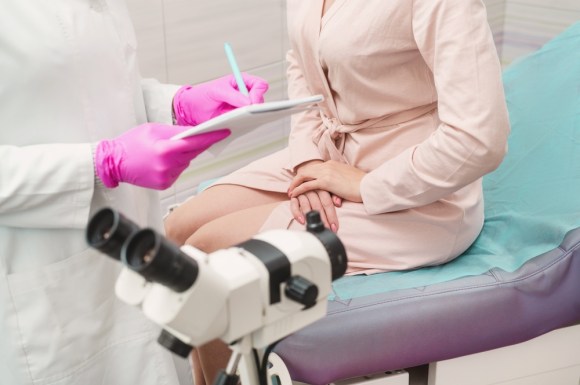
[162,0,285,85]
[502,0,580,65]
[484,0,508,57]
[125,0,168,82]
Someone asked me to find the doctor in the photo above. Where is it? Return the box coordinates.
[0,2,268,385]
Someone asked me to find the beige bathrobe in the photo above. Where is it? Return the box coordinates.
[214,0,510,274]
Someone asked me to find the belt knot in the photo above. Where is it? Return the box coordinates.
[313,112,347,162]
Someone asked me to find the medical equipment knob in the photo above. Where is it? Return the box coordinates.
[86,207,139,261]
[306,211,325,232]
[285,275,319,308]
[157,330,193,358]
[305,211,348,280]
[122,229,199,293]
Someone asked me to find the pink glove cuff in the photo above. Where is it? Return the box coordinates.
[94,140,123,188]
[173,85,194,126]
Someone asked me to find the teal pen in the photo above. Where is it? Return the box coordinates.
[224,42,249,96]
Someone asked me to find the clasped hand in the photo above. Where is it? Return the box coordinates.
[287,160,366,232]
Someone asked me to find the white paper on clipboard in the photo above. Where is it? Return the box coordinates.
[171,94,324,143]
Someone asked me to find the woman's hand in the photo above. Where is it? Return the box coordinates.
[290,190,342,232]
[288,160,366,203]
[289,160,342,231]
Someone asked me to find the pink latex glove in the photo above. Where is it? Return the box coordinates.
[95,123,230,190]
[173,73,269,126]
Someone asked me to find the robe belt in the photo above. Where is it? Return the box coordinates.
[313,102,438,164]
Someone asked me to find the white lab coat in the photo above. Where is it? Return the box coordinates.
[0,1,188,384]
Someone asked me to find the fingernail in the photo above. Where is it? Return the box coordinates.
[299,216,305,224]
[331,223,338,232]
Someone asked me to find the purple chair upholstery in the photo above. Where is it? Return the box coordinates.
[273,227,580,385]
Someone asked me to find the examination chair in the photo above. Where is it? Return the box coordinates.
[269,22,580,385]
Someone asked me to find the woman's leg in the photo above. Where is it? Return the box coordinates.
[189,350,206,385]
[196,340,234,385]
[164,184,287,245]
[182,201,288,385]
[183,200,284,252]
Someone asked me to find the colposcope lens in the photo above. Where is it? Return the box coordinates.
[86,208,139,260]
[305,211,348,280]
[122,229,198,293]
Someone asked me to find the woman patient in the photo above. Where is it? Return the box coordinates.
[165,0,510,383]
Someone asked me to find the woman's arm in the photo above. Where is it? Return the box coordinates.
[285,49,325,172]
[285,49,343,229]
[359,0,510,214]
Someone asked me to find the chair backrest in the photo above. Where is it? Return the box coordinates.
[467,21,580,267]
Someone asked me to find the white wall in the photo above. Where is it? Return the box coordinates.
[468,0,580,66]
[501,0,580,66]
[485,0,508,58]
[125,0,579,210]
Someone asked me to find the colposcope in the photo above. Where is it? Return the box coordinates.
[86,207,347,385]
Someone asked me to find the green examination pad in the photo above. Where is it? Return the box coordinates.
[331,22,580,300]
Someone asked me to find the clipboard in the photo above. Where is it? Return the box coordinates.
[171,94,324,141]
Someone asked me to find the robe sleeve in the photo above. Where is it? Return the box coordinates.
[360,0,510,214]
[285,49,324,172]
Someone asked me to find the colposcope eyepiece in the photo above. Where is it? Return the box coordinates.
[122,229,199,293]
[305,211,348,280]
[86,207,140,261]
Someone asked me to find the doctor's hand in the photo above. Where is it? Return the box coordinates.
[95,123,230,190]
[288,160,366,204]
[173,73,269,126]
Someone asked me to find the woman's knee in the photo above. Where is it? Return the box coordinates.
[184,221,230,253]
[184,202,282,253]
[167,185,287,247]
[164,206,202,245]
[164,187,230,244]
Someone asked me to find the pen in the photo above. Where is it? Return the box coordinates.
[224,42,249,96]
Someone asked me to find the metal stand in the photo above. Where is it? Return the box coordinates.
[213,336,263,385]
